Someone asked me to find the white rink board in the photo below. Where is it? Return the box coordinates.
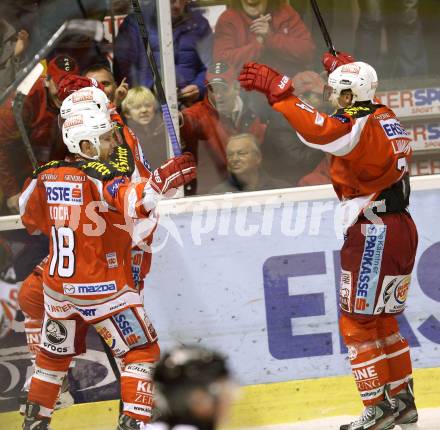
[143,184,440,386]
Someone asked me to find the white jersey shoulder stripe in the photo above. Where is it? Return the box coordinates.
[297,115,370,156]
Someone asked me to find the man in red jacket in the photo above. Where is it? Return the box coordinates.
[180,62,266,194]
[213,0,315,77]
[0,54,79,213]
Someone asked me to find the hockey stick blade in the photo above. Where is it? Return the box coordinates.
[310,0,337,56]
[65,19,104,42]
[130,0,182,156]
[17,63,44,96]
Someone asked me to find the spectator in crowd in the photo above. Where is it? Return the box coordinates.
[0,19,29,92]
[0,54,79,213]
[180,62,266,195]
[261,70,326,186]
[150,345,236,430]
[114,0,212,106]
[121,86,167,169]
[83,64,129,109]
[213,0,315,78]
[354,0,428,78]
[211,133,289,193]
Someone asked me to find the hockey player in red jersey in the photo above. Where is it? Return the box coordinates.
[238,55,418,430]
[19,108,196,430]
[17,83,157,412]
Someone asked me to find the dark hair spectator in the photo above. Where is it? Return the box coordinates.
[0,54,79,214]
[121,86,167,169]
[211,133,289,193]
[213,0,315,77]
[83,64,129,108]
[180,62,266,195]
[114,0,213,106]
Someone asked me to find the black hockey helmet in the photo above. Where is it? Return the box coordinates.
[154,345,230,390]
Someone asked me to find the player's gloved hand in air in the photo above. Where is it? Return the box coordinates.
[322,51,355,74]
[238,62,293,105]
[57,75,104,101]
[142,152,196,210]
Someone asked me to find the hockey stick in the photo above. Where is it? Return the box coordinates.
[130,0,182,156]
[12,63,45,169]
[99,337,123,413]
[310,0,337,56]
[0,20,104,106]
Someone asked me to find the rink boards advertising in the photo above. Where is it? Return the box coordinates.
[1,179,440,414]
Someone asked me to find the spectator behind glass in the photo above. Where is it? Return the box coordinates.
[0,19,29,92]
[0,54,79,214]
[211,133,289,194]
[114,0,212,107]
[213,0,315,78]
[261,70,327,186]
[180,62,266,195]
[83,64,129,110]
[355,0,428,78]
[121,86,167,169]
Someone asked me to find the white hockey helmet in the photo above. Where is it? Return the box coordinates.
[60,86,110,119]
[62,110,114,160]
[325,61,378,104]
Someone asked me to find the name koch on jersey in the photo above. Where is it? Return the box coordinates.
[44,182,83,205]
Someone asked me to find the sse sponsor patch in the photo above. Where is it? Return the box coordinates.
[63,281,117,295]
[373,274,411,314]
[355,224,387,314]
[44,182,83,205]
[112,309,148,348]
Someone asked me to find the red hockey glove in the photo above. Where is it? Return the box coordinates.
[57,74,104,101]
[142,152,196,210]
[238,62,293,105]
[322,51,355,74]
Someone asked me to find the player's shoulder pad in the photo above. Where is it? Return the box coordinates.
[76,143,135,180]
[107,142,135,176]
[32,160,64,178]
[336,103,384,119]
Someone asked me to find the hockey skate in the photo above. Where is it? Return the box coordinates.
[117,413,141,430]
[22,402,51,430]
[392,379,418,424]
[340,388,395,430]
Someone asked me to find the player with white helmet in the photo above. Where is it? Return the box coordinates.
[324,61,378,107]
[59,85,111,119]
[62,110,115,160]
[238,53,418,430]
[19,96,196,430]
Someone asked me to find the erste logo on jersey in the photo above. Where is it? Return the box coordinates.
[45,181,83,205]
[380,118,409,140]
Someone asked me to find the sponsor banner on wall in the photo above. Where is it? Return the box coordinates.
[376,88,440,121]
[143,188,440,386]
[405,121,440,151]
[410,159,440,176]
[0,291,119,413]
